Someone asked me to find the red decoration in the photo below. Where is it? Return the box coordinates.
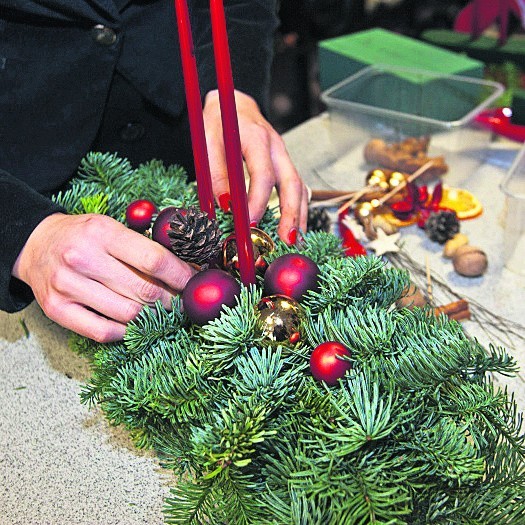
[264,253,320,301]
[182,269,241,325]
[475,107,525,143]
[151,206,181,248]
[337,212,367,257]
[210,0,255,286]
[173,0,215,218]
[389,182,451,228]
[310,341,352,385]
[126,199,158,232]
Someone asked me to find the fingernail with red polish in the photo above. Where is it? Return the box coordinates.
[288,227,298,245]
[250,221,258,228]
[219,193,231,213]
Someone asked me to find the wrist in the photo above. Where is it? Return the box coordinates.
[12,212,66,282]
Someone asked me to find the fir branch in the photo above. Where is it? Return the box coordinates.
[305,304,398,363]
[77,151,135,195]
[60,153,525,523]
[468,342,520,378]
[198,286,263,372]
[289,450,412,524]
[164,476,219,525]
[266,231,345,265]
[80,193,109,215]
[130,159,191,206]
[303,256,409,314]
[68,332,99,359]
[98,339,217,432]
[190,401,276,479]
[79,342,129,406]
[229,346,308,411]
[386,310,474,390]
[123,298,187,357]
[403,418,485,486]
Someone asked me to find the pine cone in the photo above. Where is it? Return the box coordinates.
[167,207,222,266]
[307,207,331,233]
[424,210,460,244]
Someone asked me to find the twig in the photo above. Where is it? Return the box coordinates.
[425,255,434,305]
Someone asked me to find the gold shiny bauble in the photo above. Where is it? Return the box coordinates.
[222,227,275,275]
[366,169,407,191]
[356,201,375,219]
[256,294,304,344]
[388,171,405,187]
[366,169,387,187]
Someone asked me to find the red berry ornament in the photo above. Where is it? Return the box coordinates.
[182,269,241,325]
[151,206,182,248]
[126,199,158,232]
[310,341,352,385]
[264,253,320,301]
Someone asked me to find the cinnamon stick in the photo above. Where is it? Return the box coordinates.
[433,299,471,322]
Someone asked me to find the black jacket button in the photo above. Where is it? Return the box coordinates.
[92,24,117,46]
[119,122,146,142]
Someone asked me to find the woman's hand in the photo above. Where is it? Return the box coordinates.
[12,213,196,342]
[203,89,309,244]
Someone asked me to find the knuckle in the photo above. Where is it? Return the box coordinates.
[40,294,61,320]
[89,324,115,344]
[61,246,85,270]
[136,278,163,304]
[141,248,168,275]
[252,123,271,145]
[81,213,108,235]
[48,268,69,294]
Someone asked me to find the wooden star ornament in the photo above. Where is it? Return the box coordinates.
[367,228,401,256]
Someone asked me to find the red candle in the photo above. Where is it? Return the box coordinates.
[209,0,255,284]
[174,0,215,218]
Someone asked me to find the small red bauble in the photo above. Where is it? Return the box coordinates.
[310,341,352,385]
[264,253,320,301]
[182,269,241,325]
[151,206,182,248]
[126,199,158,232]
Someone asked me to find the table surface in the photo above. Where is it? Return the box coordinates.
[1,114,524,524]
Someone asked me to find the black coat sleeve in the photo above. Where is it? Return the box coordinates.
[0,171,65,312]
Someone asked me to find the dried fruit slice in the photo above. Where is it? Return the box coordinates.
[440,186,483,220]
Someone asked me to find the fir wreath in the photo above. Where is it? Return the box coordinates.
[54,152,525,524]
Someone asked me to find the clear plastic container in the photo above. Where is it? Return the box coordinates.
[317,64,504,191]
[501,144,525,276]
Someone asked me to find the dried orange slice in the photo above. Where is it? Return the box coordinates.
[440,186,482,220]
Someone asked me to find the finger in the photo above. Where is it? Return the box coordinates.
[46,300,127,343]
[53,271,147,324]
[242,127,275,224]
[270,136,306,243]
[105,225,196,292]
[66,249,176,310]
[206,126,231,211]
[300,184,310,233]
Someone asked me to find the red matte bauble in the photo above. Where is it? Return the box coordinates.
[264,253,320,301]
[182,269,241,325]
[151,206,181,248]
[310,341,352,385]
[126,199,158,232]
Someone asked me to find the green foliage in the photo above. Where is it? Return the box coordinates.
[63,153,525,524]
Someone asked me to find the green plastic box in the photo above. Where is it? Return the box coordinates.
[319,28,485,91]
